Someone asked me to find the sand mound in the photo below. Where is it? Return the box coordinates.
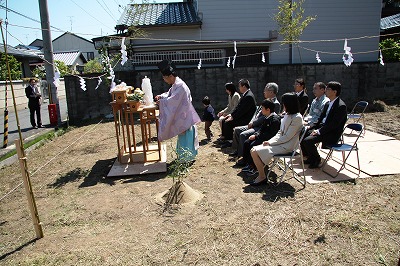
[157,180,203,205]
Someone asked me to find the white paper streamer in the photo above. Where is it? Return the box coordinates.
[53,66,61,87]
[226,57,231,67]
[95,77,102,90]
[79,77,86,91]
[342,39,354,67]
[379,49,384,66]
[197,58,202,69]
[232,41,237,69]
[261,52,265,63]
[120,37,128,65]
[316,52,321,63]
[109,78,116,93]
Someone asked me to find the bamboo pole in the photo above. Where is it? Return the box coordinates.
[3,80,9,148]
[1,19,43,239]
[0,20,24,152]
[15,139,44,239]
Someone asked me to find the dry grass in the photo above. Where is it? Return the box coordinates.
[0,107,399,265]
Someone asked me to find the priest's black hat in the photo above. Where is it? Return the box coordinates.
[158,59,176,76]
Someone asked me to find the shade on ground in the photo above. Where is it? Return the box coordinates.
[289,130,400,184]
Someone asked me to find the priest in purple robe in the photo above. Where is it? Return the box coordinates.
[155,60,201,161]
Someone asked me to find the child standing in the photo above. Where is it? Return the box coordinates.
[202,96,216,141]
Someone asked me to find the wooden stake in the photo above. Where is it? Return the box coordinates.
[15,139,44,239]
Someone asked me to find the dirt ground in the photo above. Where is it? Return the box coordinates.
[0,105,399,265]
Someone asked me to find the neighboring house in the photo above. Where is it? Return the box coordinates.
[93,0,382,69]
[15,39,43,50]
[14,33,95,75]
[53,32,98,61]
[53,51,88,72]
[380,13,400,38]
[0,44,42,78]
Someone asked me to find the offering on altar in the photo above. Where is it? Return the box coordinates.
[141,76,154,106]
[111,82,131,92]
[127,88,145,102]
[110,82,133,103]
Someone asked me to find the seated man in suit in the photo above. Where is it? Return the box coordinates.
[219,79,257,147]
[293,78,309,116]
[304,82,330,126]
[230,82,281,158]
[301,81,347,168]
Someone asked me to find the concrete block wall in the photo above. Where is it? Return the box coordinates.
[65,62,400,125]
[0,79,66,111]
[64,75,113,125]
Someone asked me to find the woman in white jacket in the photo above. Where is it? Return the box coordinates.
[249,93,304,186]
[217,82,241,131]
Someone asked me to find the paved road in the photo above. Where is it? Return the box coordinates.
[0,98,68,156]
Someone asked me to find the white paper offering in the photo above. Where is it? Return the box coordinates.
[141,76,154,106]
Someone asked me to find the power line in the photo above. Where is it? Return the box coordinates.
[0,4,65,32]
[7,23,99,36]
[68,0,115,33]
[98,0,117,21]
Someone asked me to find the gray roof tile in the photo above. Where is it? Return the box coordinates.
[53,51,86,66]
[381,13,400,30]
[117,2,201,27]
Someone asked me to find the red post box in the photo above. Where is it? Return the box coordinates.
[48,104,58,126]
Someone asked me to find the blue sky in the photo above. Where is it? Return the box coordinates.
[0,0,178,47]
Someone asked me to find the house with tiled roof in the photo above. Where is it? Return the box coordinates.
[93,0,382,70]
[381,13,400,37]
[53,32,98,61]
[0,44,42,78]
[53,51,87,71]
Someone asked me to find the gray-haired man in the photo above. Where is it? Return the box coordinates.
[230,82,281,161]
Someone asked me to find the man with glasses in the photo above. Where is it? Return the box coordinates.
[301,81,347,169]
[229,82,280,159]
[304,82,330,126]
[25,78,42,129]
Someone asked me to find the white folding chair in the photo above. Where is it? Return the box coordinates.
[321,123,363,178]
[265,127,307,187]
[348,101,368,134]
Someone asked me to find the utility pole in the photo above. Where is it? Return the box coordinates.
[68,16,74,31]
[38,0,61,126]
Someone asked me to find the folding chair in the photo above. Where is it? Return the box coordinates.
[303,104,310,119]
[321,123,363,178]
[265,127,307,187]
[348,101,368,134]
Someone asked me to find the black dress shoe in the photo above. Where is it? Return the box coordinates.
[308,163,320,169]
[221,142,232,148]
[235,158,246,167]
[229,151,238,157]
[250,178,267,186]
[308,157,321,169]
[303,158,314,164]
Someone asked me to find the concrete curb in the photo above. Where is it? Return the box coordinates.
[0,128,55,168]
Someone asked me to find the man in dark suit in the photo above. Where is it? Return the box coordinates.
[220,79,256,144]
[230,82,280,158]
[25,78,42,129]
[301,81,347,168]
[294,78,309,115]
